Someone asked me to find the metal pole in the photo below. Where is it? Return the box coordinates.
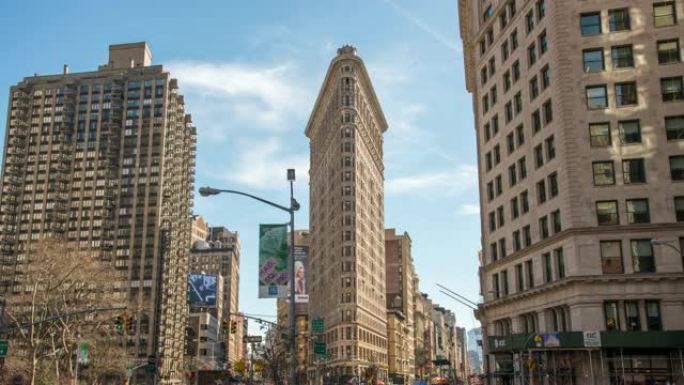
[588,350,594,385]
[290,176,297,385]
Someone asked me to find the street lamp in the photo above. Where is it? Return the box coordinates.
[199,169,299,385]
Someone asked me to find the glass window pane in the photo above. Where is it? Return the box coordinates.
[590,123,611,147]
[619,120,641,144]
[587,86,608,109]
[593,162,615,185]
[601,241,623,274]
[581,13,602,36]
[597,201,619,225]
[584,49,604,72]
[631,239,655,273]
[605,302,620,330]
[666,116,684,140]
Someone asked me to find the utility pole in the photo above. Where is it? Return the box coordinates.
[287,168,297,385]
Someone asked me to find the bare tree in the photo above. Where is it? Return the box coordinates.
[261,336,288,385]
[3,238,124,385]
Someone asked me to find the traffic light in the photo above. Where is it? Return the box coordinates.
[221,320,229,334]
[230,320,237,334]
[115,316,123,334]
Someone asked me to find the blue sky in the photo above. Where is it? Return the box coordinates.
[0,0,482,331]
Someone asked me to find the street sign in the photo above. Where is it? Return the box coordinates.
[244,335,262,343]
[76,340,89,364]
[312,318,324,334]
[314,341,326,355]
[583,331,601,347]
[0,340,8,357]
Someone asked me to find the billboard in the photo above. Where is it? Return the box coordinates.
[258,224,289,298]
[294,245,309,303]
[188,274,218,307]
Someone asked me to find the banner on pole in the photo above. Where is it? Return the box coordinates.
[258,224,290,298]
[294,245,309,303]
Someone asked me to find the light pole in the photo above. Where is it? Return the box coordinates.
[199,169,300,385]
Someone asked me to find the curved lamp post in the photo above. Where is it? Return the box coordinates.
[199,169,300,385]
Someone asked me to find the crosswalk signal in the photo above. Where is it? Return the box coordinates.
[115,316,123,334]
[230,320,237,334]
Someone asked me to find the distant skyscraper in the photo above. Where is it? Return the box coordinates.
[0,42,196,383]
[306,45,389,381]
[458,0,684,383]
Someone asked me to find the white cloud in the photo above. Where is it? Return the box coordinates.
[223,137,309,190]
[457,203,481,216]
[386,165,478,196]
[167,61,312,138]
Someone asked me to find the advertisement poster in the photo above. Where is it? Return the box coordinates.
[294,245,309,303]
[258,224,289,298]
[188,274,218,307]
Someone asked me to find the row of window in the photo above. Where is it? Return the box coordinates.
[491,247,564,299]
[583,39,682,73]
[585,78,684,110]
[605,300,663,332]
[580,3,678,37]
[589,117,684,148]
[596,197,684,228]
[489,209,561,262]
[592,156,684,187]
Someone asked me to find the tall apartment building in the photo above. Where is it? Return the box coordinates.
[458,0,684,383]
[385,229,416,384]
[414,290,434,379]
[0,42,196,383]
[306,45,389,382]
[189,224,241,366]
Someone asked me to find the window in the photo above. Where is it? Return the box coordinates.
[672,156,684,181]
[516,125,525,146]
[626,199,650,224]
[596,201,619,225]
[485,152,492,171]
[516,264,524,291]
[489,212,496,232]
[548,173,558,197]
[505,102,513,122]
[658,39,681,64]
[502,270,509,295]
[534,145,544,168]
[615,82,638,106]
[586,85,608,109]
[537,179,547,204]
[611,45,634,68]
[492,274,500,299]
[530,76,540,100]
[526,11,535,34]
[646,301,662,330]
[666,116,684,140]
[511,197,519,219]
[482,95,490,114]
[590,123,611,147]
[543,253,552,283]
[539,216,549,239]
[507,133,515,154]
[509,164,517,186]
[625,301,640,331]
[545,136,555,160]
[501,41,510,62]
[676,197,684,221]
[536,0,545,20]
[528,43,537,67]
[497,206,505,227]
[631,239,655,273]
[661,77,684,102]
[514,92,522,114]
[581,12,602,36]
[623,158,646,184]
[518,157,527,179]
[532,110,541,133]
[484,123,491,142]
[523,225,531,246]
[538,31,547,55]
[513,230,521,251]
[601,240,624,274]
[495,175,503,195]
[654,2,676,27]
[551,210,561,233]
[491,243,499,262]
[521,191,529,213]
[512,61,521,82]
[618,120,641,144]
[526,260,534,288]
[583,49,604,72]
[503,71,511,92]
[543,100,553,124]
[511,29,519,50]
[500,13,508,30]
[541,66,550,89]
[604,302,620,330]
[494,145,501,164]
[609,8,631,31]
[554,248,565,279]
[499,238,507,258]
[492,115,500,135]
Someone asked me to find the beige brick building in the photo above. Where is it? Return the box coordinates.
[458,0,684,383]
[385,229,416,384]
[0,42,196,384]
[306,45,389,383]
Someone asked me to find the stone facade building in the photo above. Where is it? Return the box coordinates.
[0,42,196,384]
[458,0,684,383]
[306,45,390,382]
